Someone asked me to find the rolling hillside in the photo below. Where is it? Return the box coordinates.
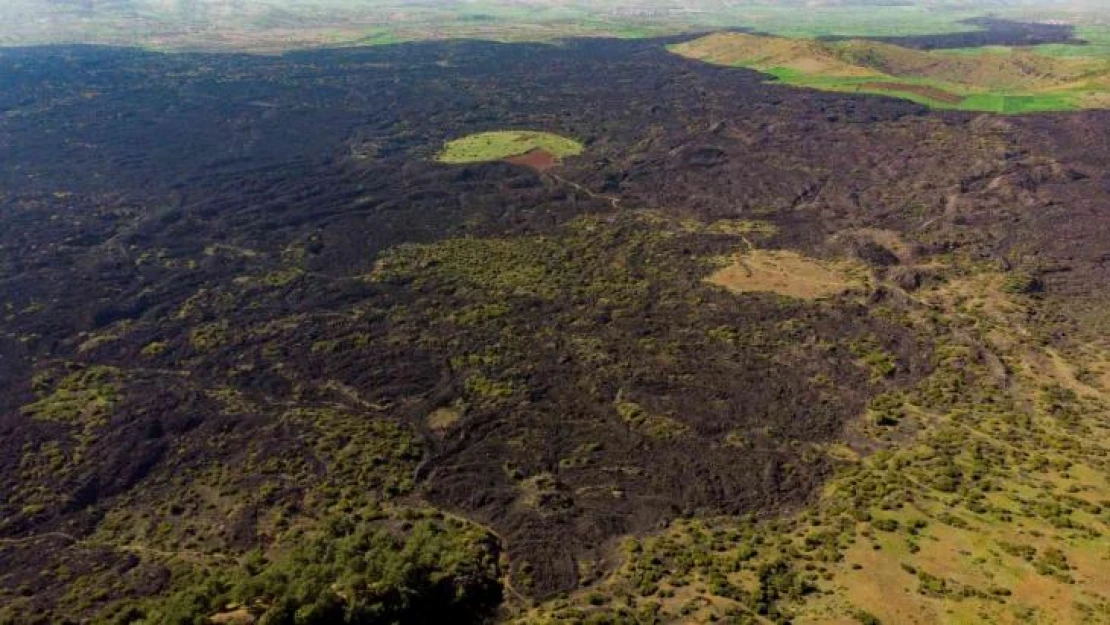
[671,31,1110,112]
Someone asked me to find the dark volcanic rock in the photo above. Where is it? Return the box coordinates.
[1,34,1109,616]
[855,241,901,267]
[824,17,1084,50]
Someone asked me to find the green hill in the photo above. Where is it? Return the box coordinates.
[671,32,1110,112]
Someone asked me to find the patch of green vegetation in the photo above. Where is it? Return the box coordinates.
[189,320,230,352]
[615,398,688,440]
[450,302,511,326]
[464,373,516,402]
[959,92,1081,114]
[140,341,168,357]
[437,130,583,164]
[1034,547,1072,581]
[233,267,305,288]
[370,215,681,301]
[22,365,120,426]
[849,336,898,382]
[868,393,907,427]
[348,28,401,46]
[1000,271,1044,295]
[107,513,502,625]
[687,218,779,237]
[283,408,422,499]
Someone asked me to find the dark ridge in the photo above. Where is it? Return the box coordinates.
[821,17,1084,50]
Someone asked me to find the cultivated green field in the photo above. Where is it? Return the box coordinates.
[437,131,584,164]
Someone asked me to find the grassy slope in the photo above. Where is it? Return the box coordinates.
[670,32,1110,113]
[437,131,584,164]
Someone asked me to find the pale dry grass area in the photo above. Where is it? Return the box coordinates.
[706,250,865,300]
[427,406,461,433]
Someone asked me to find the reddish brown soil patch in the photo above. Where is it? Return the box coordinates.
[504,148,557,171]
[859,82,965,105]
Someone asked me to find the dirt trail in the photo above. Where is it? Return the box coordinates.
[0,531,78,546]
[546,172,621,208]
[0,532,230,564]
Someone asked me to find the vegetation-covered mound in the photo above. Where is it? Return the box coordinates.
[670,31,1110,112]
[437,131,583,166]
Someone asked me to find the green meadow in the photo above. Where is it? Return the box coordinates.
[437,130,584,164]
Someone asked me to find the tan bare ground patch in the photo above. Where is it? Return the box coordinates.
[1010,570,1080,624]
[210,607,255,624]
[859,81,965,105]
[1066,546,1110,599]
[504,148,557,171]
[790,56,843,75]
[828,539,939,625]
[706,250,864,300]
[427,407,461,433]
[795,615,858,625]
[1079,91,1110,109]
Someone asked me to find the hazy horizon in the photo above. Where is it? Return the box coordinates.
[2,0,1107,52]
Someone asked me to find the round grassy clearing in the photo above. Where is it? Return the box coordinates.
[436,130,584,164]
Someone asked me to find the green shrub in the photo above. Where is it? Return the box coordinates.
[118,518,502,625]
